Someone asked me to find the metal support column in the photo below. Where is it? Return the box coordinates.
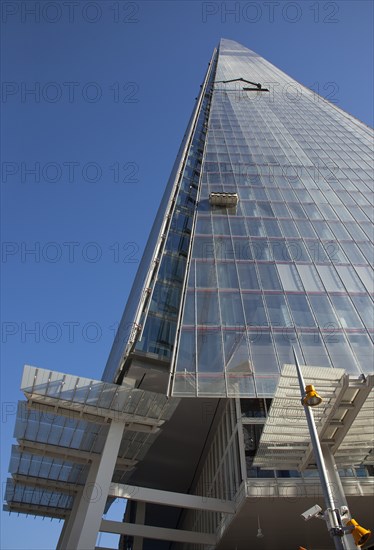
[133,501,146,550]
[56,487,84,550]
[293,349,356,550]
[59,419,125,550]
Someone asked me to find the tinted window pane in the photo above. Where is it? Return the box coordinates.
[237,263,259,290]
[242,295,268,327]
[316,265,345,292]
[220,291,245,326]
[299,333,331,367]
[265,294,292,327]
[324,333,360,375]
[309,295,339,329]
[330,295,364,329]
[286,295,316,327]
[277,264,304,291]
[197,330,224,372]
[197,291,220,325]
[257,263,281,290]
[217,262,239,288]
[296,264,324,291]
[350,295,374,329]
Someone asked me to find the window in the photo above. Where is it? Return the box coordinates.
[286,294,316,327]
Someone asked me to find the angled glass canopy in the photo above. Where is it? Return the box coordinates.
[253,365,374,471]
[4,366,179,518]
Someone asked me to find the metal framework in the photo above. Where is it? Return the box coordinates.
[4,365,236,549]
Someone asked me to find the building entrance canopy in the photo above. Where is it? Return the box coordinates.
[253,365,374,471]
[4,365,179,518]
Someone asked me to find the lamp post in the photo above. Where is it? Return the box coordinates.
[292,348,357,550]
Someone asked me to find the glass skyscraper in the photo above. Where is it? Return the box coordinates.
[5,39,373,550]
[104,38,373,400]
[109,39,373,549]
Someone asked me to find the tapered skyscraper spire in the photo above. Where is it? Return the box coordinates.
[104,39,373,400]
[5,39,373,550]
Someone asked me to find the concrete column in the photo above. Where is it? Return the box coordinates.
[59,420,125,550]
[133,501,146,550]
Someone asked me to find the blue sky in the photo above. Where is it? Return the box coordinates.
[1,1,373,548]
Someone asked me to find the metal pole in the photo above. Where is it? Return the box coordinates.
[292,349,355,550]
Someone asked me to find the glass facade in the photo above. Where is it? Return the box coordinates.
[172,39,373,397]
[104,39,373,400]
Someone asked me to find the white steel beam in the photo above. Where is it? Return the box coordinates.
[100,519,217,545]
[108,482,235,514]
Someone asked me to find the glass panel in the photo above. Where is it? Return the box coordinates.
[215,237,235,260]
[193,236,214,260]
[277,264,304,291]
[257,201,275,217]
[330,295,364,329]
[252,239,271,260]
[355,266,374,293]
[309,295,339,330]
[322,241,348,264]
[217,262,239,288]
[340,241,367,264]
[257,263,281,290]
[279,219,300,238]
[136,315,176,357]
[305,241,329,263]
[237,263,259,290]
[212,216,230,235]
[265,294,293,327]
[296,220,317,238]
[313,221,335,239]
[335,265,365,292]
[223,330,251,373]
[350,295,374,329]
[150,282,181,316]
[229,217,247,235]
[247,219,265,237]
[316,265,345,292]
[286,294,316,327]
[263,219,282,237]
[324,333,360,374]
[234,238,252,261]
[296,264,324,291]
[347,334,373,374]
[182,290,195,325]
[219,291,245,326]
[289,203,307,219]
[175,330,196,372]
[196,261,217,288]
[158,254,186,283]
[273,332,303,372]
[196,329,224,372]
[249,330,279,374]
[299,332,331,367]
[197,291,220,326]
[357,242,374,264]
[329,222,353,241]
[242,294,268,327]
[195,216,212,234]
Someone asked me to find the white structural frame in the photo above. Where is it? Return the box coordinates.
[5,366,235,549]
